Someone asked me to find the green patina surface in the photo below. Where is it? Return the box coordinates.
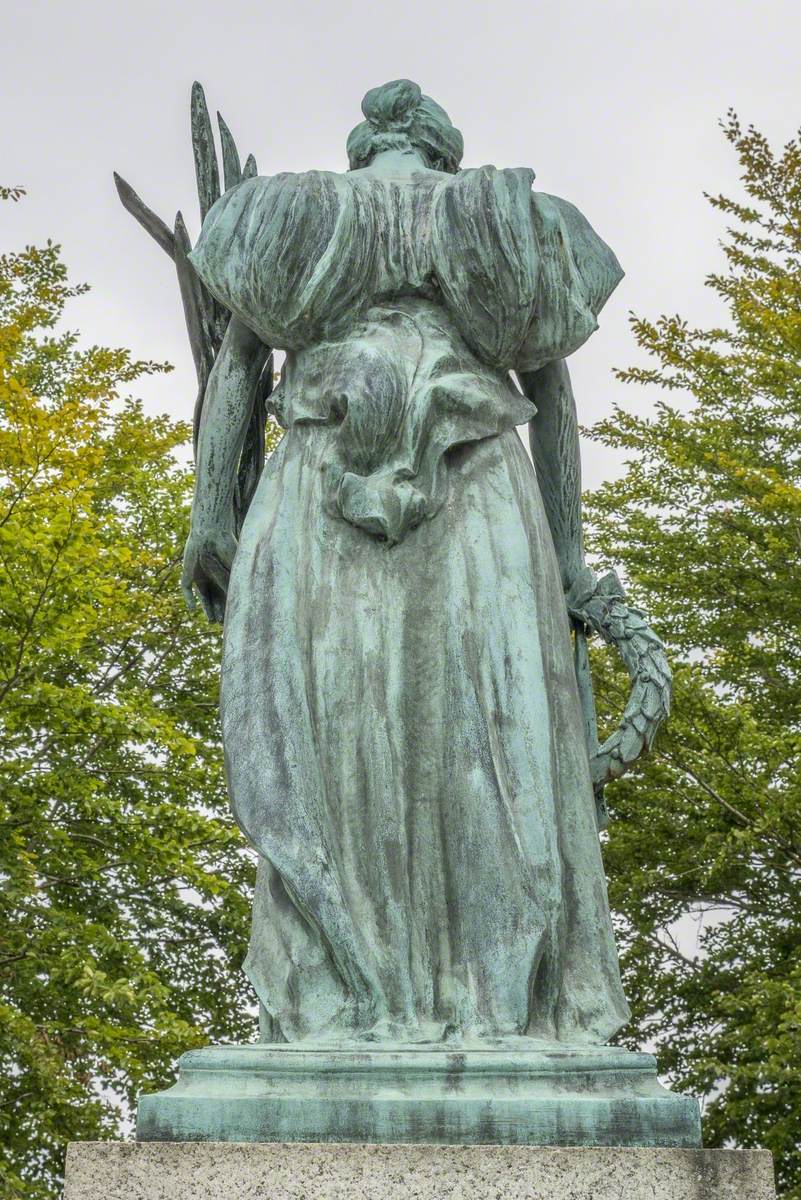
[118,78,690,1146]
[137,1044,701,1147]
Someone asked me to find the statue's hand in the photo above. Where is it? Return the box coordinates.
[180,525,238,624]
[567,567,672,789]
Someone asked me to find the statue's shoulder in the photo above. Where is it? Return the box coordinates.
[438,163,535,204]
[437,164,610,240]
[446,163,535,184]
[431,165,623,371]
[191,170,345,262]
[186,169,365,349]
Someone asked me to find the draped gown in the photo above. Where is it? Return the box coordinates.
[189,162,631,1046]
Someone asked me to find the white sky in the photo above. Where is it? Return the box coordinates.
[3,0,800,486]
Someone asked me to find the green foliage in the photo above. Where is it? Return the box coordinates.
[0,212,279,1197]
[587,114,801,1196]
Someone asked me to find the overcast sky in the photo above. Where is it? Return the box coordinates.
[3,0,800,486]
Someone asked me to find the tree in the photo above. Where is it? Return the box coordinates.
[0,206,279,1198]
[587,115,801,1197]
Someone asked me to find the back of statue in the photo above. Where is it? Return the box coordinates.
[117,77,686,1151]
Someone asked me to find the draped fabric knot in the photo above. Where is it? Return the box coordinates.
[282,300,535,544]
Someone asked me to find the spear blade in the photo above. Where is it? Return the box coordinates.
[114,172,175,260]
[191,81,221,223]
[217,113,242,191]
[174,211,215,400]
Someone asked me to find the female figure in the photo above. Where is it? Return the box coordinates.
[179,79,634,1047]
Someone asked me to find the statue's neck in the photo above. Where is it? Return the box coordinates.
[366,148,428,176]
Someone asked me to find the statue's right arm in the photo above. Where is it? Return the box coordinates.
[518,359,585,590]
[181,316,271,622]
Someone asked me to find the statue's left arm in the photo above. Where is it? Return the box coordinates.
[181,317,271,622]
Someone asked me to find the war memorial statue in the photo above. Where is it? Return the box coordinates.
[63,80,777,1199]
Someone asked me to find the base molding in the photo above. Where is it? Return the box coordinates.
[135,1042,702,1147]
[64,1142,777,1199]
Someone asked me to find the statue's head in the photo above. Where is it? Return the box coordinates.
[347,79,463,174]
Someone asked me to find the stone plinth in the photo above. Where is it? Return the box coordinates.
[135,1042,701,1147]
[64,1142,777,1199]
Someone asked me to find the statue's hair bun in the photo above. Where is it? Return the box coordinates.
[361,79,423,131]
[347,79,464,174]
